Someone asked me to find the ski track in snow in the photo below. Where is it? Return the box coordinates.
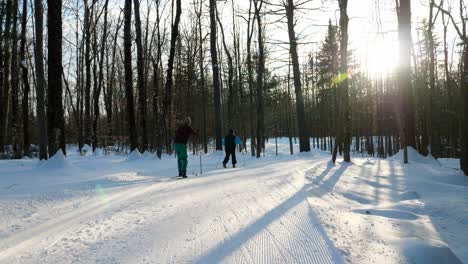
[1,143,467,263]
[0,153,344,264]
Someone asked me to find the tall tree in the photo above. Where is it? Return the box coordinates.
[163,0,182,153]
[254,0,265,158]
[11,0,20,158]
[285,0,310,152]
[0,0,13,157]
[84,0,93,147]
[20,0,30,157]
[34,0,47,159]
[396,0,416,163]
[246,0,256,157]
[209,0,222,150]
[195,0,208,153]
[47,0,65,156]
[94,0,110,152]
[124,0,138,151]
[332,0,351,163]
[133,0,148,152]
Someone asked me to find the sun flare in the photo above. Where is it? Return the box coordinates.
[362,38,399,77]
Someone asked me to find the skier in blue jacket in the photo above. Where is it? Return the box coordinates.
[223,129,237,168]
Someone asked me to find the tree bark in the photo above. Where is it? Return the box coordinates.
[246,0,256,157]
[11,0,20,158]
[20,0,30,157]
[285,0,310,153]
[196,0,208,154]
[209,0,223,150]
[124,0,138,151]
[34,0,47,159]
[163,0,182,154]
[133,0,148,152]
[0,0,13,158]
[396,0,416,163]
[254,0,265,158]
[47,0,66,156]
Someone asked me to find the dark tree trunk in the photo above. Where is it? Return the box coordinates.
[246,0,256,157]
[254,0,265,158]
[209,0,222,150]
[397,0,416,163]
[47,0,66,156]
[0,0,13,157]
[428,0,440,157]
[124,0,138,151]
[462,45,468,175]
[285,0,310,153]
[133,0,148,152]
[162,0,182,154]
[11,0,20,158]
[20,0,30,157]
[339,0,351,162]
[196,0,208,154]
[34,0,47,159]
[84,0,93,146]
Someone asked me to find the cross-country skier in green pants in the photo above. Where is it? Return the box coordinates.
[174,117,198,178]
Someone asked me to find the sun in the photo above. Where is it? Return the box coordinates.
[361,37,399,78]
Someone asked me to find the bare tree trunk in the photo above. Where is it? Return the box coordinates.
[84,0,94,147]
[427,0,440,157]
[47,0,66,156]
[462,44,468,175]
[152,0,163,158]
[133,0,148,152]
[34,0,47,159]
[11,0,20,158]
[0,0,13,157]
[246,1,256,157]
[163,0,182,154]
[209,0,222,150]
[396,0,416,163]
[196,0,208,154]
[20,0,30,157]
[124,0,138,151]
[254,0,264,158]
[285,0,310,153]
[339,0,351,162]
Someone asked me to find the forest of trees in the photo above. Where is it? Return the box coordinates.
[0,0,466,175]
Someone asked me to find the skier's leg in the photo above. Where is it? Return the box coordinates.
[232,151,237,167]
[180,144,188,177]
[175,144,183,176]
[223,150,230,166]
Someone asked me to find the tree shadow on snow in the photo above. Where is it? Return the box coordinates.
[194,167,345,264]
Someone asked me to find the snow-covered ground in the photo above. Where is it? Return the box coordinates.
[0,140,467,263]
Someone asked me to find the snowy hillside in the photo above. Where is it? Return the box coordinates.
[0,140,467,263]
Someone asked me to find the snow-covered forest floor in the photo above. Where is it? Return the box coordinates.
[0,140,467,263]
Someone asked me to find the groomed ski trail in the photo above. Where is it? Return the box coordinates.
[0,156,344,264]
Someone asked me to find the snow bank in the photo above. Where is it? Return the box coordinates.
[125,150,142,161]
[389,147,438,165]
[141,151,155,160]
[37,151,77,172]
[394,237,462,264]
[81,144,92,154]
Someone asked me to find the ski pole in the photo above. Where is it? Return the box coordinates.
[199,143,203,175]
